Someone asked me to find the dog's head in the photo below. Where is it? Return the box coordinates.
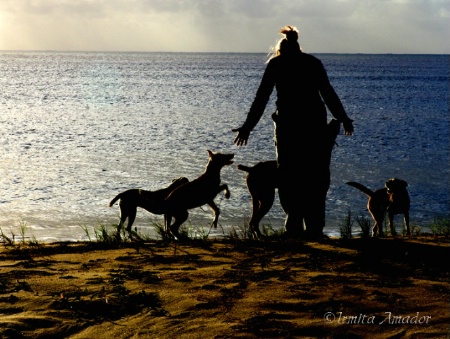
[385,178,408,193]
[207,150,234,167]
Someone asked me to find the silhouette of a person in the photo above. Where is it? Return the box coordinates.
[233,25,354,240]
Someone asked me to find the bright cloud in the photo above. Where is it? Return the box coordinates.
[0,0,448,53]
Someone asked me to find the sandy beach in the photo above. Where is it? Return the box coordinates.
[0,235,448,338]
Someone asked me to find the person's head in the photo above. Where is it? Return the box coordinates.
[268,25,301,61]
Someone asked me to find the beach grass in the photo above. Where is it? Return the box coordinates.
[1,213,449,247]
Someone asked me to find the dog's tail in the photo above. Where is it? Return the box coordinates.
[109,193,122,207]
[346,182,375,197]
[237,164,252,173]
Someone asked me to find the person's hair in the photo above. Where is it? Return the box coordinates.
[267,25,301,62]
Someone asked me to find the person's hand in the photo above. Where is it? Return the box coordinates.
[343,119,354,136]
[232,127,250,146]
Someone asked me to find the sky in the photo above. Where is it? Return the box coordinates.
[0,0,449,54]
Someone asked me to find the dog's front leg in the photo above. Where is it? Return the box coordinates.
[388,213,397,237]
[218,184,230,199]
[207,201,220,228]
[404,212,411,235]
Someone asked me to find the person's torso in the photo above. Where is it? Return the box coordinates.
[270,52,327,125]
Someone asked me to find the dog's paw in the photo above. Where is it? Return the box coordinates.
[169,226,189,242]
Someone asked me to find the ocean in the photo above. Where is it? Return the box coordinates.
[0,51,448,242]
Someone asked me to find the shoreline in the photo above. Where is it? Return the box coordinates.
[0,213,439,244]
[0,235,448,338]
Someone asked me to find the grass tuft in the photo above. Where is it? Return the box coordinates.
[339,211,353,240]
[429,216,450,236]
[354,213,371,238]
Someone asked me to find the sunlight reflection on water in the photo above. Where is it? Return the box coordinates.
[0,52,448,241]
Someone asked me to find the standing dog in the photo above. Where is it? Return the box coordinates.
[346,178,411,237]
[237,119,341,239]
[164,150,234,240]
[109,177,189,237]
[237,161,277,239]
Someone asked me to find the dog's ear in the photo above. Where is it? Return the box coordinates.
[386,178,408,191]
[207,150,213,157]
[385,179,394,190]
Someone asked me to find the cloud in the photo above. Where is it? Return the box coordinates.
[0,0,448,53]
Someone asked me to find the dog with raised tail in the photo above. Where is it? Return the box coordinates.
[109,177,189,238]
[346,178,411,237]
[237,161,277,239]
[163,150,234,240]
[237,119,341,239]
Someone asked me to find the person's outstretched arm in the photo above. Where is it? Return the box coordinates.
[317,62,354,135]
[233,62,276,146]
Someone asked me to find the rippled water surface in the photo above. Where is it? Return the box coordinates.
[0,52,448,241]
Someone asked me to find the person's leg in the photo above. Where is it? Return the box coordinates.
[304,188,327,240]
[274,119,306,238]
[278,167,305,238]
[302,142,330,240]
[304,121,340,239]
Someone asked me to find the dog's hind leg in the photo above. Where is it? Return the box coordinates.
[371,215,383,237]
[250,190,275,239]
[249,195,262,238]
[169,210,189,240]
[164,214,172,238]
[116,205,128,235]
[207,201,221,229]
[369,204,386,237]
[125,209,137,237]
[117,219,125,236]
[372,224,379,237]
